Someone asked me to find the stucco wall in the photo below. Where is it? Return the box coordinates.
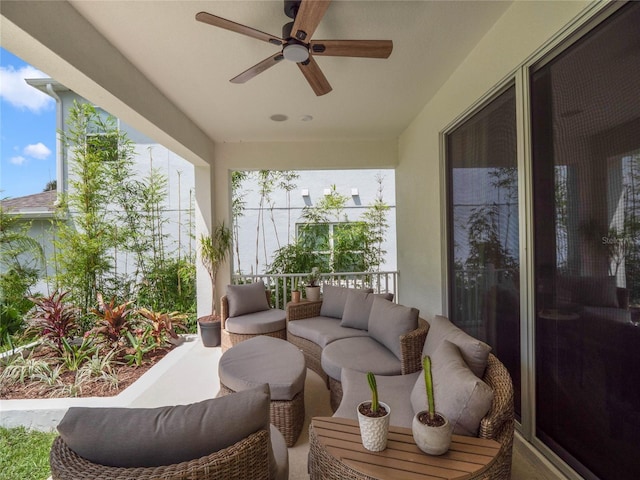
[396,0,592,317]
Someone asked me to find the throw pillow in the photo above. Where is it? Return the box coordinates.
[423,315,491,378]
[410,340,493,436]
[57,384,271,468]
[368,297,419,361]
[341,291,394,330]
[226,280,270,317]
[320,284,373,319]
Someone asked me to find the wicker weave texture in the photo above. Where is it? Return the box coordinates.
[50,430,272,480]
[218,383,305,448]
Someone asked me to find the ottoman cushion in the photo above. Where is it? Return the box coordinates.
[226,308,286,334]
[321,336,402,381]
[219,336,305,401]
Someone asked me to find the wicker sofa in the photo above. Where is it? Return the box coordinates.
[286,285,429,410]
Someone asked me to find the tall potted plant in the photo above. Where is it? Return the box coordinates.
[357,372,391,451]
[412,355,452,455]
[198,221,232,347]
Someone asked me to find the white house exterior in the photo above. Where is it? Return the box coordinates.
[233,169,396,276]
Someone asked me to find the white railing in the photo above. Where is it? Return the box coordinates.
[231,271,399,310]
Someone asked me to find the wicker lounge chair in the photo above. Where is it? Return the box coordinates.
[50,429,273,480]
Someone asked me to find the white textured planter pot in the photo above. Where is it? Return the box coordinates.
[305,286,321,301]
[357,401,391,452]
[412,411,453,455]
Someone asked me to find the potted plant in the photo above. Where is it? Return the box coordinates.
[291,277,301,303]
[357,372,391,452]
[198,221,232,347]
[305,267,321,301]
[412,355,452,455]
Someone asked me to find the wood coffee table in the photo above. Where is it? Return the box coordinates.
[309,417,501,480]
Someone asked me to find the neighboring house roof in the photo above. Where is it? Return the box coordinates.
[1,190,57,218]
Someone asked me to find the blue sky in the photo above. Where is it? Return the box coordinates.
[0,47,56,199]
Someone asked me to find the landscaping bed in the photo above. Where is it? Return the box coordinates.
[0,343,171,400]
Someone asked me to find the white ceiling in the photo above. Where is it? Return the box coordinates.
[59,1,511,144]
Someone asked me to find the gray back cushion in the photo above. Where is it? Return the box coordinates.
[57,384,271,468]
[423,315,491,378]
[226,280,270,317]
[368,297,419,360]
[411,340,493,436]
[341,290,394,330]
[320,285,373,319]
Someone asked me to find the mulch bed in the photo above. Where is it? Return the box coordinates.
[0,343,172,400]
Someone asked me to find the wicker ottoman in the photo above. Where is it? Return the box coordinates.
[218,336,306,447]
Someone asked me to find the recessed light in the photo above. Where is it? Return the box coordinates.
[299,115,313,122]
[270,114,288,122]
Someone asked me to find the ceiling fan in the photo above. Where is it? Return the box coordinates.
[195,0,393,96]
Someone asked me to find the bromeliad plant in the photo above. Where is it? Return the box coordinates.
[137,308,187,345]
[88,293,134,345]
[27,291,78,354]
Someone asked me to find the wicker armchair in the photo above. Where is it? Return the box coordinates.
[50,429,273,480]
[221,289,287,351]
[477,353,515,480]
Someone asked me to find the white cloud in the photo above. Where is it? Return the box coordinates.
[23,142,52,160]
[0,65,54,113]
[10,156,26,165]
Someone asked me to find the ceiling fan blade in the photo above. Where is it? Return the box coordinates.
[298,56,332,96]
[291,0,332,42]
[310,40,393,58]
[196,11,283,45]
[231,53,285,84]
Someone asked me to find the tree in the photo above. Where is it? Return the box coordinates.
[53,102,121,314]
[0,205,44,346]
[199,222,232,317]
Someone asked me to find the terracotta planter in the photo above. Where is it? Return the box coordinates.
[357,401,391,452]
[305,285,321,302]
[291,290,301,303]
[198,316,221,347]
[412,411,452,455]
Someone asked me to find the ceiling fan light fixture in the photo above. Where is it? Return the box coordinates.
[283,43,309,63]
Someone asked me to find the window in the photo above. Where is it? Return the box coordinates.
[297,222,368,272]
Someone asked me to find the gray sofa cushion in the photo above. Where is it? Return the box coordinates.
[219,336,306,401]
[226,308,286,334]
[57,384,271,468]
[423,315,491,378]
[411,340,493,436]
[321,336,402,381]
[368,297,419,361]
[341,290,394,330]
[320,285,373,319]
[226,281,270,317]
[287,316,368,348]
[334,368,420,429]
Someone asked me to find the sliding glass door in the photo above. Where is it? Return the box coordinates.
[531,3,640,478]
[446,85,520,418]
